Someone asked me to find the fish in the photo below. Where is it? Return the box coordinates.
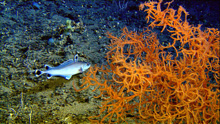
[35,54,91,80]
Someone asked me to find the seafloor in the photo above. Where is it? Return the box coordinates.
[0,0,219,123]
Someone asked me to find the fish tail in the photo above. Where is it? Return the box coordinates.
[35,70,42,77]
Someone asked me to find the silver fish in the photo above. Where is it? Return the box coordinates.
[35,54,91,80]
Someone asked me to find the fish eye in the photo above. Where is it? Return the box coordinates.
[87,63,90,66]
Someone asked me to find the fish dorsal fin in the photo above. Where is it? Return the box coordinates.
[56,54,78,68]
[74,54,78,62]
[56,59,74,68]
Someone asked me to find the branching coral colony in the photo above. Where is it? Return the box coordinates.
[73,0,219,123]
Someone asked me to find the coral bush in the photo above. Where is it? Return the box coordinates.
[73,0,219,123]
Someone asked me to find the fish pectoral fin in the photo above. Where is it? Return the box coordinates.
[64,75,72,80]
[79,67,83,73]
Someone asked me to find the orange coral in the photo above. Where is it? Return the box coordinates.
[73,0,219,123]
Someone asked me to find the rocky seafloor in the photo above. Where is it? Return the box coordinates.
[0,0,219,123]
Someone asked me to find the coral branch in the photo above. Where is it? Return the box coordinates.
[73,0,219,123]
